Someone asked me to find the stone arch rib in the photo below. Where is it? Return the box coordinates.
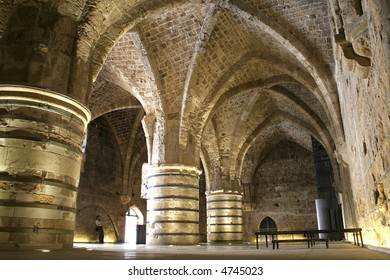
[235,111,336,180]
[178,1,344,152]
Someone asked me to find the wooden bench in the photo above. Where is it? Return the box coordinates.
[256,228,363,249]
[272,238,329,249]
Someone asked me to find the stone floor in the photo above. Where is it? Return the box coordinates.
[1,241,389,260]
[1,242,389,280]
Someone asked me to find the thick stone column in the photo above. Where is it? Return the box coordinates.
[0,85,90,249]
[146,164,201,245]
[207,193,243,243]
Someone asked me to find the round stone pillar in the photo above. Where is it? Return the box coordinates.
[207,193,243,243]
[0,85,90,249]
[146,164,201,245]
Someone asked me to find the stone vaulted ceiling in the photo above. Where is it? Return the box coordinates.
[1,0,389,249]
[84,0,340,181]
[0,0,343,186]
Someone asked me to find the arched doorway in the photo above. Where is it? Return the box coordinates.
[259,216,277,232]
[125,207,144,245]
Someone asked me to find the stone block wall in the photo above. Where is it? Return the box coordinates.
[334,0,390,247]
[74,117,123,243]
[243,141,318,242]
[0,3,78,95]
[243,0,334,73]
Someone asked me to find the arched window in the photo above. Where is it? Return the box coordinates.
[259,216,277,232]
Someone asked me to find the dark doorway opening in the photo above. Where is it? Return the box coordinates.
[259,216,277,232]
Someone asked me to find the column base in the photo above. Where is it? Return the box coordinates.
[146,234,199,246]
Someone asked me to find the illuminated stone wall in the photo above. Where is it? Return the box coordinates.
[242,140,318,242]
[0,0,388,251]
[75,117,123,243]
[332,0,390,247]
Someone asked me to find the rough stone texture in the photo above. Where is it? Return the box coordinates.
[242,140,318,242]
[331,0,390,247]
[0,86,89,249]
[0,0,389,249]
[241,0,335,72]
[207,193,243,243]
[0,2,79,96]
[145,165,201,245]
[75,117,122,243]
[75,107,147,243]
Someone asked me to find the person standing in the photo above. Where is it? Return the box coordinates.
[95,215,104,243]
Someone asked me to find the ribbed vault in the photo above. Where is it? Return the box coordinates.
[78,0,342,193]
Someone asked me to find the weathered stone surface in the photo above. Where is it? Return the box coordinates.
[207,193,243,243]
[146,164,201,245]
[332,0,390,248]
[242,140,318,241]
[0,86,90,249]
[0,0,388,250]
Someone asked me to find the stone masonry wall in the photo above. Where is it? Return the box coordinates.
[243,141,318,242]
[75,117,123,243]
[0,2,78,96]
[334,0,390,247]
